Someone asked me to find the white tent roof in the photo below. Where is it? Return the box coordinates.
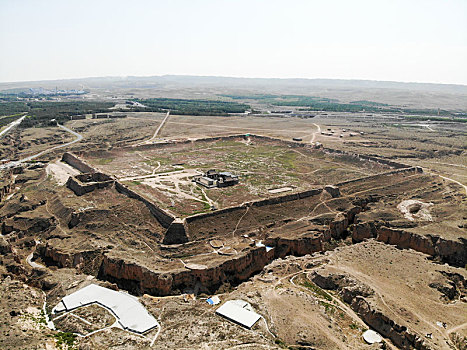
[61,284,157,334]
[216,300,261,329]
[363,330,383,344]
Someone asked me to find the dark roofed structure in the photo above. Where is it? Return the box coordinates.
[194,169,239,188]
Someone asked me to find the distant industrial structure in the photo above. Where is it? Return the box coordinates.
[92,113,127,119]
[193,169,239,188]
[69,114,86,120]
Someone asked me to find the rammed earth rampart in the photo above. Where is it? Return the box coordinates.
[61,134,416,245]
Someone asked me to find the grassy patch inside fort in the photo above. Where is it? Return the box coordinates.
[83,136,393,217]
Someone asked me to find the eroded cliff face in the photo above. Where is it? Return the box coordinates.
[265,235,323,258]
[97,247,275,296]
[2,211,55,236]
[0,170,14,202]
[35,202,362,296]
[352,224,467,267]
[36,243,104,276]
[34,240,277,296]
[351,297,430,350]
[32,192,406,297]
[29,176,467,302]
[311,270,431,350]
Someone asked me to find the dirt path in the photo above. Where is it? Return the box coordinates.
[136,152,161,174]
[26,252,45,269]
[431,162,467,169]
[136,110,170,145]
[232,206,250,237]
[121,168,216,207]
[119,169,189,181]
[336,264,454,348]
[447,322,467,334]
[437,174,467,195]
[310,123,321,143]
[290,270,369,330]
[0,123,83,170]
[267,256,399,350]
[201,188,216,207]
[0,115,26,139]
[165,120,313,134]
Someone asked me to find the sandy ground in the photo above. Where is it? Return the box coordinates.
[46,160,80,185]
[326,241,467,349]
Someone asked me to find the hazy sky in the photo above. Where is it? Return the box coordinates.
[1,0,466,84]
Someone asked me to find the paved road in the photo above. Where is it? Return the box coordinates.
[0,115,26,139]
[0,123,83,170]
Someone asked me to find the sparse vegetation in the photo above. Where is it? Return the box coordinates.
[301,280,333,301]
[97,158,114,165]
[54,331,77,349]
[1,77,465,350]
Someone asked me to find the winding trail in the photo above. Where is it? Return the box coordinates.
[338,264,455,348]
[437,174,467,195]
[310,123,321,143]
[26,252,45,269]
[232,206,250,237]
[0,123,83,170]
[285,265,399,350]
[432,162,467,169]
[163,120,313,134]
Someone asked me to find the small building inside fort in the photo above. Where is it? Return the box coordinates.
[193,169,239,188]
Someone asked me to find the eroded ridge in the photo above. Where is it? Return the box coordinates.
[25,135,464,298]
[1,133,465,350]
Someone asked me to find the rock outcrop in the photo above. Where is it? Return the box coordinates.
[311,269,430,350]
[36,243,104,276]
[0,170,13,202]
[265,234,323,258]
[352,224,467,267]
[97,246,275,296]
[2,212,55,236]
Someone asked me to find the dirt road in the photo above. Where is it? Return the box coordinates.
[311,123,321,143]
[437,174,467,194]
[0,115,26,139]
[136,110,170,145]
[0,123,83,170]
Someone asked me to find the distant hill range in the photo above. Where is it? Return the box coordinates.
[1,75,466,93]
[1,75,466,110]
